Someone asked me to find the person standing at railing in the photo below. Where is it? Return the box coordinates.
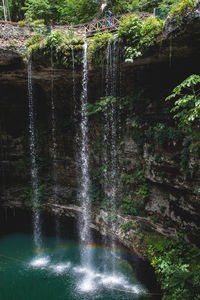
[105,8,112,26]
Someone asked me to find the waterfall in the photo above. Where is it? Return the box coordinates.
[50,49,57,183]
[50,49,60,239]
[71,46,76,105]
[103,41,119,272]
[79,41,92,268]
[2,0,10,21]
[28,61,41,250]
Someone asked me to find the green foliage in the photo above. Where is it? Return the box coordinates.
[57,0,99,24]
[20,183,50,208]
[139,16,164,51]
[197,184,200,194]
[180,137,191,173]
[19,0,99,25]
[23,0,52,24]
[25,30,83,67]
[25,32,45,55]
[130,127,145,154]
[120,168,149,216]
[44,30,67,55]
[9,0,26,22]
[5,0,196,26]
[87,96,130,115]
[169,0,196,19]
[87,96,116,115]
[153,0,181,20]
[147,237,200,299]
[117,14,163,61]
[88,31,113,65]
[145,123,183,145]
[118,14,142,47]
[119,221,134,235]
[89,184,103,204]
[109,0,132,15]
[130,0,160,13]
[166,74,200,128]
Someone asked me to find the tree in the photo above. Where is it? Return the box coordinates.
[9,0,25,22]
[23,0,52,23]
[57,0,99,24]
[166,75,200,128]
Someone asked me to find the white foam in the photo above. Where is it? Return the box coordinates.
[79,277,95,292]
[30,256,49,268]
[100,274,125,286]
[73,265,144,295]
[50,262,71,274]
[73,266,87,274]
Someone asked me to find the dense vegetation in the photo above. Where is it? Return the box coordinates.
[146,235,200,300]
[0,0,195,24]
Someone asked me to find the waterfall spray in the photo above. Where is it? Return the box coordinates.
[79,41,92,268]
[28,61,41,250]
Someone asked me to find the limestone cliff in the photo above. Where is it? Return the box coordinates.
[0,8,200,246]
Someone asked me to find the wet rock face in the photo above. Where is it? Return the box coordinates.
[1,11,200,242]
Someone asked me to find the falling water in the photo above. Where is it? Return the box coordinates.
[111,41,118,96]
[79,41,92,267]
[71,46,76,104]
[103,41,119,272]
[103,42,111,197]
[50,50,57,177]
[28,60,41,250]
[2,0,10,21]
[50,49,60,238]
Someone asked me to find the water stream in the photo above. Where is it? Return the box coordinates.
[103,40,120,272]
[28,61,41,250]
[50,49,61,239]
[71,46,76,105]
[78,41,92,271]
[2,0,10,21]
[50,49,57,192]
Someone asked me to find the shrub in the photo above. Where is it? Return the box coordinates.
[44,30,66,51]
[23,0,52,24]
[147,237,200,299]
[169,0,196,18]
[117,14,142,47]
[120,168,149,216]
[25,32,45,54]
[117,14,163,61]
[88,31,113,65]
[140,16,164,51]
[57,0,99,25]
[166,74,200,128]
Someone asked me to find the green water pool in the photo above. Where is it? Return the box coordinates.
[0,232,159,300]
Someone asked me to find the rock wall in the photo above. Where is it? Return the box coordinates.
[0,11,200,245]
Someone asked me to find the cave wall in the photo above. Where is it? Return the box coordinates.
[0,25,200,243]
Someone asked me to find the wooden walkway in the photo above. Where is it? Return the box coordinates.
[0,12,152,39]
[72,12,152,37]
